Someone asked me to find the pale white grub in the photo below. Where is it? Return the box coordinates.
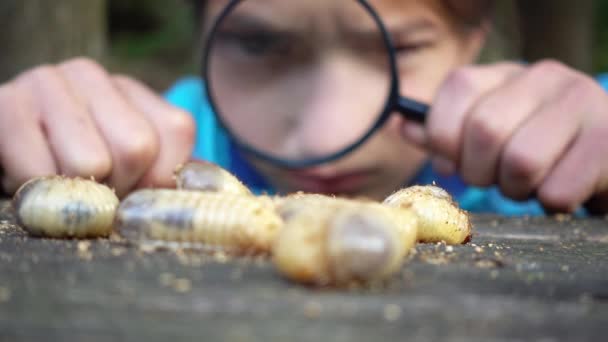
[13,176,118,238]
[384,185,472,245]
[174,161,252,195]
[272,196,417,286]
[115,189,282,254]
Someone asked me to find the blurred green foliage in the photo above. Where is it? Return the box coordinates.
[594,1,608,73]
[106,0,198,90]
[108,0,194,59]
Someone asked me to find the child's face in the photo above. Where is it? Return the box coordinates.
[205,0,486,199]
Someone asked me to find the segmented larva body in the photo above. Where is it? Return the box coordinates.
[115,189,283,253]
[272,195,418,286]
[174,161,252,195]
[383,185,471,245]
[276,193,419,247]
[12,176,119,238]
[274,193,359,221]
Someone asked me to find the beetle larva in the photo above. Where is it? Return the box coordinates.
[272,198,417,286]
[115,189,283,254]
[275,193,419,248]
[12,176,119,238]
[383,185,472,245]
[174,161,251,195]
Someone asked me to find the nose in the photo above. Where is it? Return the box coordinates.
[286,52,389,159]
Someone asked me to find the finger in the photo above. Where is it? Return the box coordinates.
[0,83,58,193]
[537,126,606,213]
[58,59,160,196]
[537,82,608,213]
[404,62,523,163]
[497,79,585,200]
[16,66,112,181]
[112,75,196,189]
[460,61,575,187]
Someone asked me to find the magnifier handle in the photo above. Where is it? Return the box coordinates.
[397,96,428,124]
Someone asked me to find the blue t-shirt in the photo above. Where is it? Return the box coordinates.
[165,76,608,216]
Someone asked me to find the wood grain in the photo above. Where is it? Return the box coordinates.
[0,200,607,341]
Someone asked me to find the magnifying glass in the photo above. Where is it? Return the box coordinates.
[203,0,429,168]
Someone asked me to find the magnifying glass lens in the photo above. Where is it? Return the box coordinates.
[206,0,393,165]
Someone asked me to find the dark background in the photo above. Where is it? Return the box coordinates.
[0,0,605,92]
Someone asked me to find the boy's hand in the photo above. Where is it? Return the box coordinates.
[403,60,608,214]
[0,58,196,197]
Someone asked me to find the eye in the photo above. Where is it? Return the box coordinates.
[240,32,286,55]
[393,41,433,55]
[216,30,291,57]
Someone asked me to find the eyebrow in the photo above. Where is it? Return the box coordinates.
[211,13,437,44]
[213,12,297,34]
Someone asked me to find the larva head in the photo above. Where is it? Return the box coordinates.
[114,189,161,241]
[421,185,452,201]
[383,185,472,245]
[12,176,54,232]
[326,207,404,285]
[12,176,48,208]
[271,208,331,285]
[174,161,251,195]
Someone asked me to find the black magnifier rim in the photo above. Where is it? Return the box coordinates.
[203,0,402,169]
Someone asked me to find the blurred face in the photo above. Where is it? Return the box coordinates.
[204,0,486,199]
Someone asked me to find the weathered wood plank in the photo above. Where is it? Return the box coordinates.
[1,200,607,341]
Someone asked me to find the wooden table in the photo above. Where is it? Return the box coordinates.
[1,199,607,341]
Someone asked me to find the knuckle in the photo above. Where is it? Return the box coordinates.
[63,57,101,70]
[444,67,479,94]
[119,129,160,167]
[467,109,505,148]
[62,57,107,78]
[168,109,196,142]
[23,64,57,82]
[531,59,567,77]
